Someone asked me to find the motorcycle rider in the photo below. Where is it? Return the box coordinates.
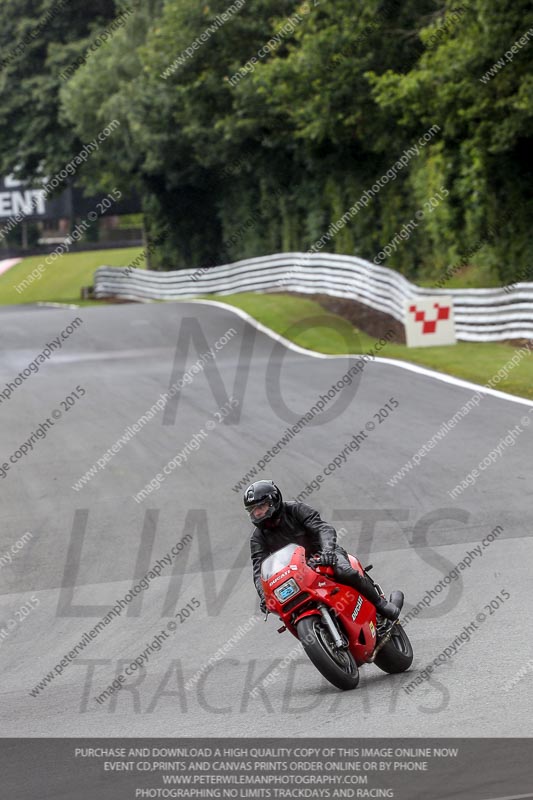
[246,480,401,621]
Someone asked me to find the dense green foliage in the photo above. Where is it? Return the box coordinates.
[1,0,532,279]
[0,0,119,179]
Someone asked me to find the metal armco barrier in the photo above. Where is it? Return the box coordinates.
[93,252,533,342]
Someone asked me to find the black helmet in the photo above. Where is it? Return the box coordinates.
[243,480,282,526]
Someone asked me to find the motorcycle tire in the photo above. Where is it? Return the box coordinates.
[296,615,359,690]
[374,622,414,674]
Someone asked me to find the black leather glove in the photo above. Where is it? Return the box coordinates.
[309,550,337,567]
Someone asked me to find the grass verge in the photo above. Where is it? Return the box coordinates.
[0,247,144,305]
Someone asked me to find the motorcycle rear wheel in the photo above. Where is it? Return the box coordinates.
[374,622,414,674]
[296,615,359,690]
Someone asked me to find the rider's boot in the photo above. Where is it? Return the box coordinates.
[340,569,403,622]
[376,591,404,622]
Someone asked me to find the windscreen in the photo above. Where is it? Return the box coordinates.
[260,544,299,580]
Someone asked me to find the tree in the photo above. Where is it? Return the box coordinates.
[0,0,119,181]
[368,0,533,281]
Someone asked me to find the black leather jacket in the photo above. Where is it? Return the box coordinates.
[250,501,338,599]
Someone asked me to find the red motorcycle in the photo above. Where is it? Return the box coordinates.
[261,543,413,690]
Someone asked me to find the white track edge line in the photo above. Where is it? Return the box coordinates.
[480,794,533,800]
[191,299,533,408]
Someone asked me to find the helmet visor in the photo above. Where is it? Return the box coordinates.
[248,499,272,523]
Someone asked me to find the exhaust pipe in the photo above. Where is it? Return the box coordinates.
[367,620,399,662]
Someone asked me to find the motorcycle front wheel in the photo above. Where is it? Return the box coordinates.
[296,615,359,690]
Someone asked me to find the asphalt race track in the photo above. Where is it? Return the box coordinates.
[1,300,532,738]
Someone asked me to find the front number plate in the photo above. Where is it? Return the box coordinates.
[274,578,299,603]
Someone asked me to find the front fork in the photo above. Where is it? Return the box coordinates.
[317,603,347,649]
